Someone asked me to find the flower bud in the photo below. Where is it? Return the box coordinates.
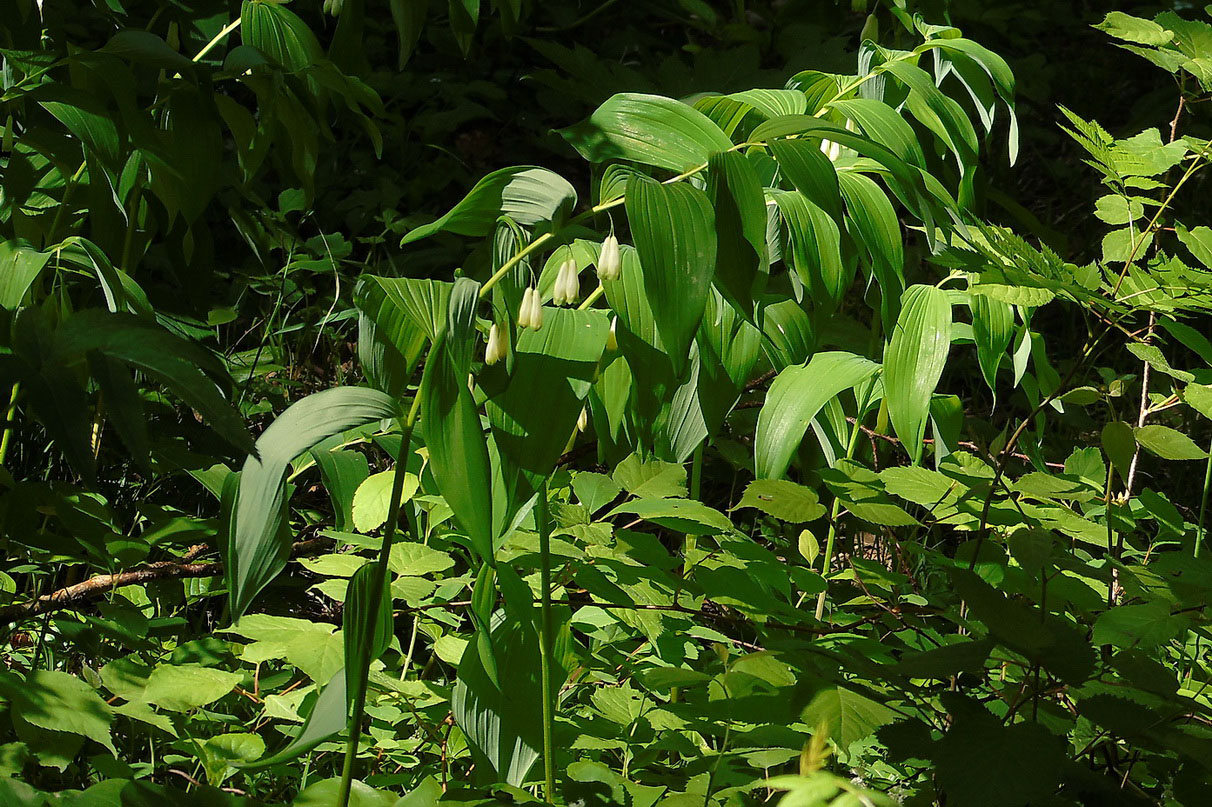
[485,323,505,365]
[606,317,618,352]
[597,235,621,281]
[529,292,543,331]
[323,0,344,15]
[519,287,543,331]
[518,287,535,329]
[553,258,579,306]
[576,407,589,433]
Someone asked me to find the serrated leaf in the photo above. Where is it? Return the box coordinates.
[1134,424,1208,460]
[735,479,825,522]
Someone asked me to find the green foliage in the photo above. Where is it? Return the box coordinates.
[5,2,1212,807]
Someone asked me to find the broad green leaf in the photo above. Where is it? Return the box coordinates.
[0,241,51,309]
[802,686,897,748]
[838,172,904,328]
[735,479,826,523]
[1102,421,1136,481]
[313,449,371,533]
[612,454,687,499]
[1092,602,1186,649]
[344,563,394,704]
[1184,383,1212,420]
[755,351,879,479]
[607,498,732,535]
[626,176,717,375]
[421,337,495,564]
[832,98,928,168]
[143,665,241,712]
[707,150,768,316]
[884,285,952,465]
[882,60,979,170]
[1095,12,1174,47]
[401,167,576,244]
[452,614,544,787]
[970,294,1013,396]
[240,0,323,71]
[1134,424,1208,460]
[484,308,609,485]
[572,471,624,514]
[761,298,816,369]
[0,670,114,755]
[769,189,848,308]
[560,93,733,172]
[352,469,419,533]
[198,733,265,786]
[227,387,400,620]
[770,138,843,216]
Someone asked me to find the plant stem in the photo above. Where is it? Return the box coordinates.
[535,479,557,803]
[0,382,20,467]
[815,384,874,621]
[1197,437,1212,559]
[337,390,424,807]
[193,17,242,63]
[685,445,703,578]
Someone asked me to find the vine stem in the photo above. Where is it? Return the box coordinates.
[337,387,425,807]
[535,479,557,803]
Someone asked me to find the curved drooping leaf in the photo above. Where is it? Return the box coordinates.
[420,337,495,564]
[770,138,843,217]
[560,93,733,172]
[0,241,52,309]
[831,98,928,168]
[761,299,816,369]
[970,294,1014,396]
[401,167,576,244]
[53,310,253,455]
[755,351,880,479]
[882,61,979,169]
[884,285,953,465]
[625,176,717,376]
[769,189,849,309]
[707,150,769,317]
[696,292,763,438]
[226,387,400,621]
[838,172,905,329]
